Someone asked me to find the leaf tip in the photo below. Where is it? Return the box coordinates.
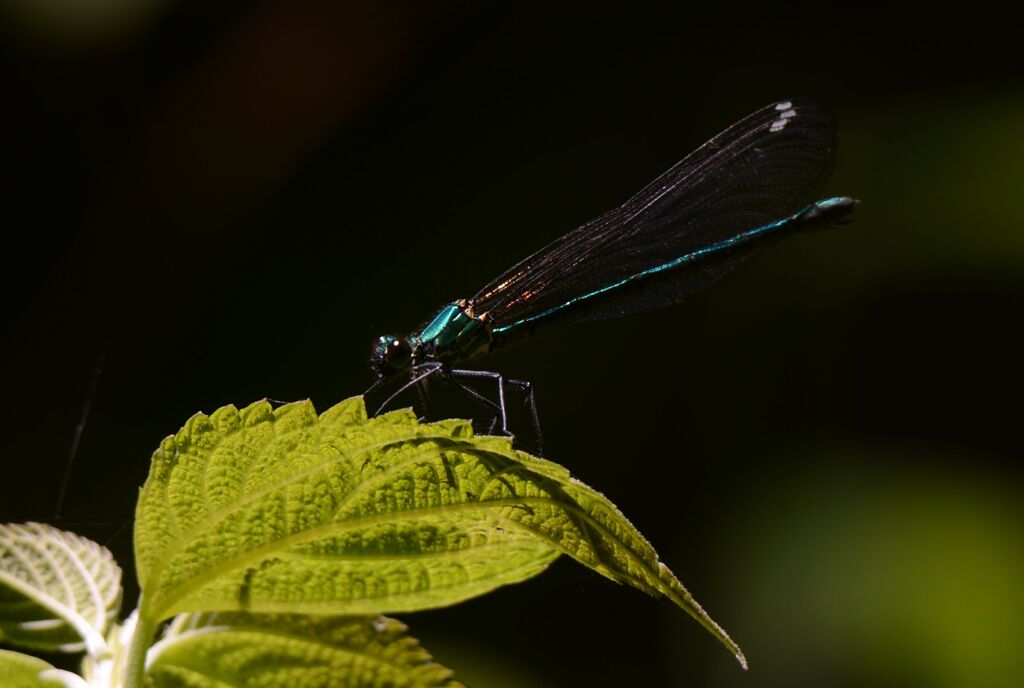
[321,395,370,426]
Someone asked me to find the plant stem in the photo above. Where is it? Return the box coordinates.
[123,601,155,688]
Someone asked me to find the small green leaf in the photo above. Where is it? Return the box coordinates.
[146,612,461,688]
[135,396,744,666]
[0,648,86,688]
[0,523,122,657]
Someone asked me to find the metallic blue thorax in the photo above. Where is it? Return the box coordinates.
[413,302,494,365]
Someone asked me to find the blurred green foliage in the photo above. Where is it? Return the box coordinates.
[708,452,1023,688]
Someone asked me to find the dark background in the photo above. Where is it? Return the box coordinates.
[2,2,1022,686]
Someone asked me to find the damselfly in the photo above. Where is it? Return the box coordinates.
[367,99,857,452]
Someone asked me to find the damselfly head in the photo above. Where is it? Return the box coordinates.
[371,335,413,377]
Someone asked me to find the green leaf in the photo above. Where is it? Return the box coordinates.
[146,612,461,688]
[0,648,86,688]
[135,396,744,666]
[0,522,122,657]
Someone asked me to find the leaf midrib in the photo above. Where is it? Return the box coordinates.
[148,494,565,618]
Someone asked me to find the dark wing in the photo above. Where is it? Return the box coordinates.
[471,98,839,326]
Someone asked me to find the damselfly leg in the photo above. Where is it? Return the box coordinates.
[448,369,544,456]
[366,366,544,455]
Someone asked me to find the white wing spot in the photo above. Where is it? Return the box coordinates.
[770,103,797,132]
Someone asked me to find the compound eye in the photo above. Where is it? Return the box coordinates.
[385,337,412,368]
